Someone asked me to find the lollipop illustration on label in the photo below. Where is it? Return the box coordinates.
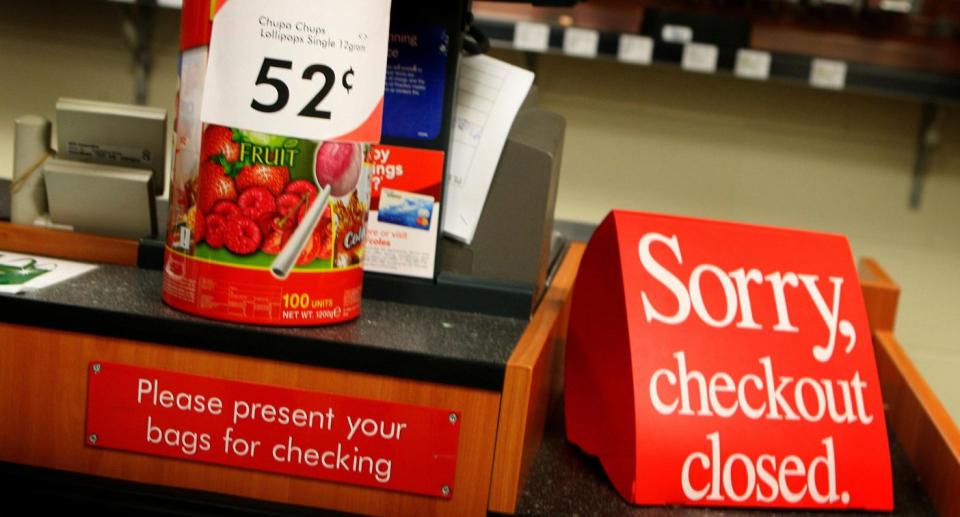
[270,142,362,279]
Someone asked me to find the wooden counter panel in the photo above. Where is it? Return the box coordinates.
[0,322,500,516]
[858,257,960,516]
[874,331,960,517]
[488,243,585,513]
[859,258,900,334]
[0,221,139,266]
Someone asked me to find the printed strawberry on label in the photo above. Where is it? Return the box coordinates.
[236,163,289,196]
[198,161,237,214]
[201,125,239,164]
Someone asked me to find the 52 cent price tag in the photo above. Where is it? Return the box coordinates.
[201,0,391,142]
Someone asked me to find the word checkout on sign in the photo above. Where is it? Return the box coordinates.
[565,210,892,511]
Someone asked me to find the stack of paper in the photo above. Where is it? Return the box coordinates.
[442,55,534,244]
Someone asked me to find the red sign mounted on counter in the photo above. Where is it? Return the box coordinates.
[85,362,461,498]
[565,210,893,510]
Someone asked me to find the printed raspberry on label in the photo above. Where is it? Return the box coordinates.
[224,215,263,255]
[204,214,228,249]
[277,193,300,215]
[211,200,242,218]
[284,179,318,199]
[237,186,277,221]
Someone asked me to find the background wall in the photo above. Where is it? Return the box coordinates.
[497,49,960,424]
[3,1,958,421]
[0,0,179,189]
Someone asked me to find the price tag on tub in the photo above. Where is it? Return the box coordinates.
[735,49,771,81]
[513,22,550,52]
[681,43,718,74]
[810,59,848,90]
[617,34,653,65]
[200,0,390,142]
[563,28,599,58]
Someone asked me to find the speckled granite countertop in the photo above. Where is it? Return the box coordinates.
[514,401,936,516]
[0,264,527,391]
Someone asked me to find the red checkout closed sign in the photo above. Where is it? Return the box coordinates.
[565,210,893,510]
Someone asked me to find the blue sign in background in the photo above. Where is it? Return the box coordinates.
[382,25,449,141]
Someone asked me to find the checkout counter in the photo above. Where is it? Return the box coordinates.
[0,219,956,515]
[1,1,957,514]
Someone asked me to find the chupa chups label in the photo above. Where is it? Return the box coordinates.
[164,129,372,325]
[163,0,389,325]
[565,210,893,511]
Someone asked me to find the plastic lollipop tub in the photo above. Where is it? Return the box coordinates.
[161,0,376,326]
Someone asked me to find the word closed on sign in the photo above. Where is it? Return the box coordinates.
[565,210,893,510]
[86,362,461,497]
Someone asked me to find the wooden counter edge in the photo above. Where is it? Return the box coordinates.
[487,242,585,514]
[859,257,960,517]
[0,221,139,266]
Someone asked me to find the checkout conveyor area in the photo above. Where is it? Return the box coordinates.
[0,219,941,516]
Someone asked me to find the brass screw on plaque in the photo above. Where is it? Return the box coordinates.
[92,363,102,374]
[88,434,98,445]
[448,413,458,425]
[441,485,451,496]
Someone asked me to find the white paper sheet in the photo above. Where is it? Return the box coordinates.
[0,251,97,294]
[442,55,534,244]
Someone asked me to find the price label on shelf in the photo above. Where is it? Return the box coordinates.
[200,0,390,142]
[681,43,718,74]
[734,49,771,81]
[563,27,599,58]
[661,24,693,44]
[513,22,550,52]
[617,34,653,65]
[810,58,848,90]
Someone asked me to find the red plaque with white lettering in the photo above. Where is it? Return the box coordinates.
[565,210,893,510]
[85,362,461,498]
